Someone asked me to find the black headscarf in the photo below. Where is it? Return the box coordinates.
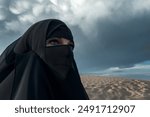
[0,19,89,100]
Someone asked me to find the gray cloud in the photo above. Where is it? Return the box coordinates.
[76,13,150,71]
[0,0,150,73]
[72,0,150,71]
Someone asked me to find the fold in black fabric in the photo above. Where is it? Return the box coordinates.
[0,19,89,100]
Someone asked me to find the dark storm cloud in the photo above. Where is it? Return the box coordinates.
[1,0,150,72]
[74,11,150,71]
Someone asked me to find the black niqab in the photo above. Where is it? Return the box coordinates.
[0,19,89,100]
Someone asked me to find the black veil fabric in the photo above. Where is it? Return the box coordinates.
[0,19,89,100]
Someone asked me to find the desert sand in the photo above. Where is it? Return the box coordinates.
[81,76,150,100]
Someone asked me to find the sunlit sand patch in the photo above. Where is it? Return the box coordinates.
[81,76,150,100]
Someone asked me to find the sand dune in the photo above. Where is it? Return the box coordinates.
[81,76,150,100]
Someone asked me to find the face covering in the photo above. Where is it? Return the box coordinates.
[45,45,73,80]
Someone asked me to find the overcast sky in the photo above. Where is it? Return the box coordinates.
[0,0,150,79]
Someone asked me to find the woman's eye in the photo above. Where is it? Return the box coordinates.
[48,40,59,46]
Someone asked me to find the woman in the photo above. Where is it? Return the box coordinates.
[0,19,89,100]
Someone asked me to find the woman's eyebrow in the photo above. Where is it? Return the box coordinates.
[46,38,59,43]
